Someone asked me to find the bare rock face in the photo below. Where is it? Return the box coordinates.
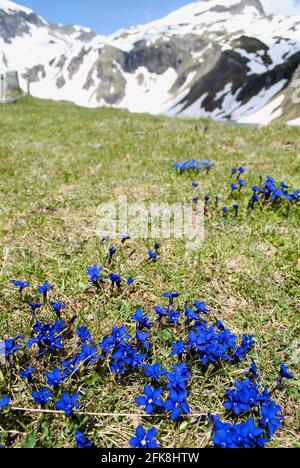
[0,0,300,124]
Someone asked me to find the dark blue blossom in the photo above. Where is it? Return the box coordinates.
[167,309,180,325]
[185,307,200,322]
[279,363,293,381]
[86,263,103,284]
[76,326,92,343]
[127,277,135,286]
[162,291,180,306]
[135,385,164,414]
[148,249,157,261]
[130,308,152,329]
[260,402,283,436]
[166,363,190,391]
[223,378,260,415]
[136,330,150,350]
[26,302,42,315]
[55,393,80,416]
[45,368,63,387]
[20,367,34,380]
[212,417,267,449]
[32,388,53,405]
[235,334,255,361]
[153,305,168,319]
[164,389,190,420]
[51,302,65,316]
[129,426,158,449]
[238,179,246,190]
[193,301,209,315]
[144,363,166,381]
[75,430,93,449]
[38,280,51,298]
[0,396,10,412]
[5,336,23,357]
[172,340,185,356]
[109,273,122,288]
[12,280,30,293]
[108,246,117,259]
[27,320,64,355]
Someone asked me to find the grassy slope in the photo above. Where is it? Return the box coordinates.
[0,97,299,448]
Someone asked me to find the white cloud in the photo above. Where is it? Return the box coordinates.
[261,0,300,16]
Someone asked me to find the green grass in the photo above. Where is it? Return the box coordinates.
[0,97,299,448]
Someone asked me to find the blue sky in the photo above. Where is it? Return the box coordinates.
[18,1,300,35]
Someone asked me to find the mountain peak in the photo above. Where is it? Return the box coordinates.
[0,0,33,15]
[197,0,265,16]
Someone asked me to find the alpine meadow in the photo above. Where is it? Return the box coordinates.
[0,0,300,451]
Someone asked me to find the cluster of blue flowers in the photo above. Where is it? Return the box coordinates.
[173,159,215,174]
[189,164,299,217]
[212,362,293,448]
[1,238,293,449]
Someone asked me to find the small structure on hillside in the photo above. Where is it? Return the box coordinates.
[0,70,22,103]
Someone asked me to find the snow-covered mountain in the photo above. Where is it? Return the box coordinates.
[1,0,300,124]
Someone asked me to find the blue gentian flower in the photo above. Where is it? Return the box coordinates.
[32,388,53,405]
[192,182,199,188]
[212,417,267,449]
[223,378,260,415]
[279,363,293,381]
[55,393,80,416]
[136,330,150,350]
[27,320,64,355]
[235,334,255,361]
[135,385,164,414]
[148,249,157,261]
[260,402,283,436]
[249,360,260,381]
[127,277,135,286]
[109,273,122,288]
[204,195,210,203]
[154,242,160,251]
[51,302,65,316]
[26,302,42,314]
[167,309,180,325]
[75,430,93,449]
[231,183,238,191]
[130,308,152,329]
[76,326,92,343]
[45,368,63,387]
[0,396,10,412]
[238,179,246,189]
[193,301,209,314]
[38,280,51,298]
[108,246,117,259]
[232,168,238,175]
[144,363,166,381]
[164,389,190,420]
[129,426,158,449]
[20,367,34,380]
[162,291,180,306]
[87,263,103,284]
[166,363,190,391]
[153,306,168,319]
[185,307,199,322]
[5,336,23,357]
[239,167,246,174]
[12,280,30,293]
[222,206,228,215]
[172,340,185,356]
